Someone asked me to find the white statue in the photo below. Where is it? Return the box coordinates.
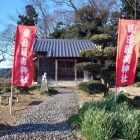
[41,72,48,91]
[42,72,47,80]
[83,74,88,82]
[118,87,128,93]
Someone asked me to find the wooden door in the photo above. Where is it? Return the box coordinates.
[58,60,75,80]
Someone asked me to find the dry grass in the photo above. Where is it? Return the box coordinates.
[0,93,50,126]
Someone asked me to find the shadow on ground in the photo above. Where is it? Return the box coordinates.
[29,101,44,106]
[0,121,71,137]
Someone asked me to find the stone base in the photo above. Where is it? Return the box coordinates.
[41,83,48,91]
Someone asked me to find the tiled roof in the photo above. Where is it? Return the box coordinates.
[33,39,97,57]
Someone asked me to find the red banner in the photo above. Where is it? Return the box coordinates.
[12,25,36,86]
[116,19,140,87]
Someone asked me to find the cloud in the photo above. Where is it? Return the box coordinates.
[0,61,13,68]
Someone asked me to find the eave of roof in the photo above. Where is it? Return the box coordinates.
[33,39,97,57]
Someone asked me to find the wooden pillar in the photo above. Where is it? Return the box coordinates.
[75,59,77,82]
[55,59,58,84]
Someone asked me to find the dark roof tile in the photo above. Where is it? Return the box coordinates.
[33,39,97,57]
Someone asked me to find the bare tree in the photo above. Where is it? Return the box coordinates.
[0,3,24,63]
[51,0,86,24]
[51,0,119,26]
[21,0,58,38]
[0,23,16,62]
[0,51,5,62]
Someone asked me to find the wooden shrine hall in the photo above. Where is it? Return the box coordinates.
[33,39,97,85]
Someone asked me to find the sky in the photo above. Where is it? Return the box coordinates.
[0,0,25,68]
[0,0,24,22]
[0,0,55,69]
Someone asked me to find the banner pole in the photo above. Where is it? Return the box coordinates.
[114,86,117,111]
[10,85,13,115]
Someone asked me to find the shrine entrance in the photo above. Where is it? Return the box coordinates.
[57,60,75,80]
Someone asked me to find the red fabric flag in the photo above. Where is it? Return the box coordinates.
[116,19,140,87]
[12,25,36,86]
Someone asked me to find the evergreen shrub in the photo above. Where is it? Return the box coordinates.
[77,80,107,95]
[77,82,88,92]
[134,96,140,100]
[87,80,107,94]
[117,94,128,103]
[101,71,115,86]
[75,62,101,75]
[90,34,113,45]
[104,47,117,58]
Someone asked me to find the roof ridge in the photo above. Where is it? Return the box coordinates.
[35,39,90,42]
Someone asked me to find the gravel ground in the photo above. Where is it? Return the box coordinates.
[0,88,78,140]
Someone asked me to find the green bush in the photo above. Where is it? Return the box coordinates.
[0,87,11,93]
[68,98,140,140]
[115,102,130,113]
[15,86,29,94]
[68,102,93,130]
[87,81,107,94]
[134,82,140,87]
[101,71,115,86]
[68,114,81,129]
[103,60,116,71]
[81,108,115,140]
[75,62,101,75]
[80,48,103,58]
[117,94,128,103]
[105,90,114,100]
[115,111,140,140]
[77,82,88,92]
[134,96,140,100]
[78,80,107,95]
[83,95,116,112]
[104,47,117,59]
[90,34,113,45]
